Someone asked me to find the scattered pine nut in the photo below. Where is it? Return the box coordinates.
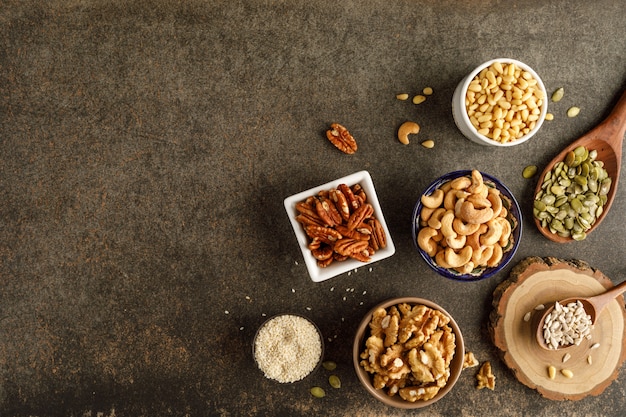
[547,365,556,380]
[421,139,435,149]
[422,87,433,95]
[567,106,580,118]
[545,113,554,121]
[561,369,574,378]
[551,87,564,102]
[396,93,409,100]
[412,95,427,104]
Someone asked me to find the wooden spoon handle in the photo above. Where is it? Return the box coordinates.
[589,280,626,313]
[601,90,626,150]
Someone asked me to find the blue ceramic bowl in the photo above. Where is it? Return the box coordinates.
[411,170,522,282]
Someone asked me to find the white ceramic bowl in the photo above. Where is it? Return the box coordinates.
[452,58,547,147]
[284,170,395,282]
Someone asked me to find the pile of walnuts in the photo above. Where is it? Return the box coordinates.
[295,183,386,268]
[359,303,456,402]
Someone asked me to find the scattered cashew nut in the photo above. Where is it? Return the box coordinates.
[397,121,420,145]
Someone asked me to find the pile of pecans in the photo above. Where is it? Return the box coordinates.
[295,183,387,268]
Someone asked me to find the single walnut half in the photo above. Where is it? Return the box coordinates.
[476,361,496,390]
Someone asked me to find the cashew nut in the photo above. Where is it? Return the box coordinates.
[458,201,494,224]
[417,227,439,257]
[445,190,469,210]
[467,170,486,194]
[497,217,512,246]
[452,218,481,236]
[487,188,503,218]
[472,245,494,266]
[444,246,473,268]
[467,194,492,209]
[466,224,488,251]
[480,219,503,246]
[427,207,447,229]
[440,210,457,238]
[450,176,472,190]
[420,206,435,223]
[446,234,467,250]
[397,121,420,145]
[454,261,475,275]
[487,244,503,267]
[421,188,444,209]
[435,250,452,269]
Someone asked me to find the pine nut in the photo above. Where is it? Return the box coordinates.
[561,369,574,378]
[548,365,556,380]
[396,93,409,100]
[413,95,427,104]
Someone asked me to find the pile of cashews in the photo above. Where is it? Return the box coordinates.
[417,170,517,275]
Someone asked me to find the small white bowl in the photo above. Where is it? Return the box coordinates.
[452,58,548,147]
[284,170,395,282]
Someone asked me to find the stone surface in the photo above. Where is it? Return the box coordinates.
[1,0,625,415]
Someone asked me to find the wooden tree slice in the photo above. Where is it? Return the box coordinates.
[489,257,626,400]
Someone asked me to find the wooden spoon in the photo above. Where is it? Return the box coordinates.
[534,90,626,243]
[535,280,626,350]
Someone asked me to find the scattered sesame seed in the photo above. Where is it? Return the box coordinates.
[225,310,229,314]
[342,296,346,301]
[292,288,296,293]
[363,291,367,295]
[369,267,372,272]
[350,288,355,292]
[330,287,335,292]
[295,261,299,265]
[347,271,351,276]
[360,302,363,305]
[262,313,267,316]
[245,296,251,300]
[239,327,244,331]
[306,307,312,311]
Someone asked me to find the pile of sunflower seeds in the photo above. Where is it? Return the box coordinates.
[542,300,593,349]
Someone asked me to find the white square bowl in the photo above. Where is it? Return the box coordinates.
[284,170,396,282]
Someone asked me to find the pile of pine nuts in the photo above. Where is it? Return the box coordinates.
[465,62,545,144]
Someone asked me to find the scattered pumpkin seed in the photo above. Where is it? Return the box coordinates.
[567,106,580,118]
[422,87,433,95]
[322,361,337,371]
[421,139,435,149]
[329,375,341,389]
[551,87,564,102]
[522,165,538,179]
[412,94,426,104]
[396,93,409,101]
[310,386,326,398]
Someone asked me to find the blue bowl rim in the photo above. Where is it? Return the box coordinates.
[411,170,522,282]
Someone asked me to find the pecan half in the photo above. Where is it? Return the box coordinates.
[331,188,351,221]
[334,238,370,257]
[347,203,374,231]
[335,224,371,241]
[305,225,342,245]
[368,218,387,250]
[317,257,334,268]
[326,123,357,154]
[315,196,342,226]
[350,250,371,262]
[339,183,361,212]
[311,245,334,260]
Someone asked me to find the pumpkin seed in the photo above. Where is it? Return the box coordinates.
[329,375,341,389]
[532,145,611,240]
[551,87,564,102]
[322,361,337,371]
[310,386,326,398]
[567,106,580,117]
[522,165,538,179]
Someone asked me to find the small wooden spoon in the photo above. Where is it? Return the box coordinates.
[534,90,626,243]
[535,280,626,350]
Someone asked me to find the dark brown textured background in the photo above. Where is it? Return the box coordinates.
[1,0,625,415]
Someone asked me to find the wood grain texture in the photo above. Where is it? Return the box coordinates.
[490,257,626,400]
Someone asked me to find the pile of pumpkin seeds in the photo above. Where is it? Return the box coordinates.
[533,145,612,241]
